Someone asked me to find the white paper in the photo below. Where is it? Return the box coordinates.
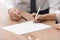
[2,21,51,35]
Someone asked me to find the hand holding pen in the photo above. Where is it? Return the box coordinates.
[33,7,41,23]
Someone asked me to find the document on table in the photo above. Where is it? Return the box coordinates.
[2,21,52,35]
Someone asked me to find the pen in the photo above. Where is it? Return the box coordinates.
[21,16,28,21]
[35,7,41,18]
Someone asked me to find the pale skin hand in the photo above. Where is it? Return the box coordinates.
[31,13,57,23]
[8,8,22,21]
[8,8,35,21]
[53,24,60,30]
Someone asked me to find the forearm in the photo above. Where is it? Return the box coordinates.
[19,9,34,21]
[43,13,57,21]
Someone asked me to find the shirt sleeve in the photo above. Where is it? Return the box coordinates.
[49,0,60,23]
[55,10,60,23]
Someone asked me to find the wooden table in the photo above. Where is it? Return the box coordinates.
[0,3,60,40]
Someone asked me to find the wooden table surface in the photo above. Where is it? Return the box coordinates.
[0,3,60,40]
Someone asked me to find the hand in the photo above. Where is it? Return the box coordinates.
[31,13,45,23]
[31,13,56,23]
[53,24,60,30]
[8,8,22,21]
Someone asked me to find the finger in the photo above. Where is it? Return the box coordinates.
[8,9,16,16]
[11,16,20,21]
[34,15,43,23]
[14,16,21,21]
[53,24,60,30]
[15,9,20,14]
[35,15,40,21]
[9,12,15,17]
[8,8,15,13]
[11,11,21,19]
[13,11,22,18]
[34,18,41,23]
[34,18,40,23]
[10,13,20,21]
[10,10,17,16]
[55,27,60,30]
[13,9,22,17]
[34,20,40,23]
[9,12,20,19]
[31,13,36,17]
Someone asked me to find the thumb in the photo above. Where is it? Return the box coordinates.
[31,13,36,17]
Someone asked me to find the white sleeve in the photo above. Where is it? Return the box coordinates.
[55,10,60,23]
[5,0,16,10]
[49,0,60,23]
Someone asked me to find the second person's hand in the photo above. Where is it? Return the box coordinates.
[8,8,22,21]
[53,24,60,30]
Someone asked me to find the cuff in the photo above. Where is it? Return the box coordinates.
[55,10,60,23]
